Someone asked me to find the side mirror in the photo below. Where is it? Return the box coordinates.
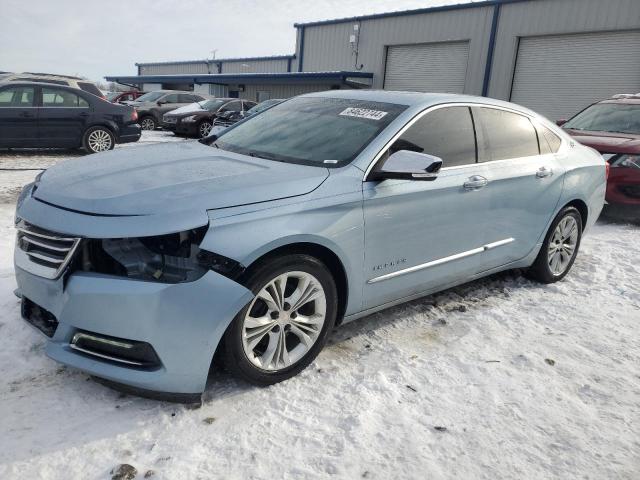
[157,100,166,106]
[370,150,443,181]
[556,119,568,126]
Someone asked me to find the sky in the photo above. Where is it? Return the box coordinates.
[0,0,468,83]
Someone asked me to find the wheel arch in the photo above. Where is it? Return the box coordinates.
[241,241,349,324]
[562,199,588,231]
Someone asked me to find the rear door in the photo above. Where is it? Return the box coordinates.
[471,106,565,268]
[0,85,38,147]
[39,87,91,147]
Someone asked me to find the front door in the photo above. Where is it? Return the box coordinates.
[0,85,38,147]
[38,87,91,147]
[362,106,497,310]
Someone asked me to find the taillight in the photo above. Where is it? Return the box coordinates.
[132,110,138,122]
[605,161,610,180]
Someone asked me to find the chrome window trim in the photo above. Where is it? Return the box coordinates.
[367,237,514,284]
[363,102,566,181]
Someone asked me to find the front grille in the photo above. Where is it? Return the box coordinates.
[15,220,80,279]
[213,117,236,127]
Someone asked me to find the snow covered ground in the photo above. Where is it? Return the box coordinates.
[0,133,638,479]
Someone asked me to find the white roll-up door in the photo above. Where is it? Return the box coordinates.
[384,41,470,93]
[511,31,640,120]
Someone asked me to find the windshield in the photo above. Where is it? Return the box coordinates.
[247,99,283,115]
[134,91,165,103]
[200,99,226,111]
[215,97,406,166]
[564,103,640,134]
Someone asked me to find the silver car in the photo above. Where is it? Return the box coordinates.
[13,91,605,401]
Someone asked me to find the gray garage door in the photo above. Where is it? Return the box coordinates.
[511,31,640,121]
[384,41,469,93]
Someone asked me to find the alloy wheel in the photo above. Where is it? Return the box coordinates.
[87,129,112,152]
[242,271,327,371]
[140,118,155,130]
[199,121,212,137]
[547,215,579,275]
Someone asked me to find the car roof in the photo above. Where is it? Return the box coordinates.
[598,98,640,105]
[0,81,84,91]
[302,89,539,115]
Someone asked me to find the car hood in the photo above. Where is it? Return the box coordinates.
[33,142,329,216]
[165,103,205,116]
[565,129,640,153]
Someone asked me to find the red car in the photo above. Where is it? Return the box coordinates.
[559,94,640,222]
[105,90,146,104]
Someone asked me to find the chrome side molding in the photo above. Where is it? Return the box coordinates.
[367,238,515,284]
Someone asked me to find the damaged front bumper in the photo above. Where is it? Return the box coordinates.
[14,192,254,398]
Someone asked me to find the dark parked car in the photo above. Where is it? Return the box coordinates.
[106,90,146,104]
[127,90,210,131]
[166,98,256,138]
[559,94,640,221]
[0,82,141,153]
[213,98,283,129]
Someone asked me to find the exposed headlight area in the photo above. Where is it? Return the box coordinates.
[181,115,197,123]
[77,227,244,283]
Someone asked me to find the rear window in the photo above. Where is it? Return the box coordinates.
[537,124,562,154]
[78,81,103,97]
[42,88,89,107]
[473,107,540,162]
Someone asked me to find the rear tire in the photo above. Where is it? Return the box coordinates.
[83,126,115,154]
[223,254,337,386]
[527,206,582,283]
[140,116,156,131]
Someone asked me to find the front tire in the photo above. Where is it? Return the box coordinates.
[83,126,115,154]
[223,254,338,386]
[527,206,582,283]
[198,120,212,138]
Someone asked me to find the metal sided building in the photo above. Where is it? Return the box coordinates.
[108,0,640,119]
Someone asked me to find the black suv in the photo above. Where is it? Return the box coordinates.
[0,82,141,153]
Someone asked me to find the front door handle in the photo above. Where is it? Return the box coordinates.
[536,166,553,178]
[463,175,488,190]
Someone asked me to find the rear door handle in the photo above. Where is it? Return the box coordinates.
[463,175,488,190]
[536,166,553,178]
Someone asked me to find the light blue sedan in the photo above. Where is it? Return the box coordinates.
[14,91,606,401]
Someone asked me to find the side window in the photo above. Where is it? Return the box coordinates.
[0,86,35,107]
[42,88,88,107]
[243,101,257,111]
[537,124,562,154]
[387,106,477,168]
[179,94,198,103]
[473,107,539,162]
[162,94,180,103]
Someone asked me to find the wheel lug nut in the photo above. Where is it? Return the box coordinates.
[272,325,280,333]
[284,324,291,332]
[283,302,291,311]
[290,312,297,319]
[270,311,279,320]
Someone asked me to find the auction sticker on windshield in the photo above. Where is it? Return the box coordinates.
[339,107,388,120]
